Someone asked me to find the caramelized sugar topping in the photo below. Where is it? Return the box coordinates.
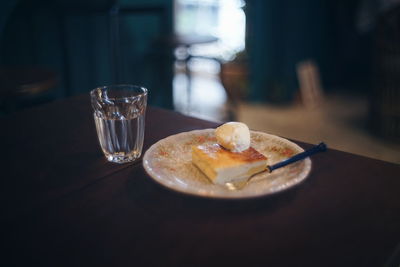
[195,144,267,165]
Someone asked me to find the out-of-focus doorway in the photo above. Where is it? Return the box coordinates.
[172,0,246,121]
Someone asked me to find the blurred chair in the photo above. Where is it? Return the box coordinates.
[219,57,247,120]
[0,66,58,113]
[171,34,219,109]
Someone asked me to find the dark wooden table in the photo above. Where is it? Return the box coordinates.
[1,95,399,267]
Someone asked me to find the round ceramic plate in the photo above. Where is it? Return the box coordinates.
[143,129,311,199]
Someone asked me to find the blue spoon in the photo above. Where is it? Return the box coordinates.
[268,142,327,172]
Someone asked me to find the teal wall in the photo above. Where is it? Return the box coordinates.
[0,0,174,108]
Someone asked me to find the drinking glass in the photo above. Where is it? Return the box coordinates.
[90,85,147,163]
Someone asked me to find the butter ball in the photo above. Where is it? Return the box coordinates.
[215,122,250,152]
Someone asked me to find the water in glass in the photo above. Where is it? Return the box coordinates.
[94,108,145,163]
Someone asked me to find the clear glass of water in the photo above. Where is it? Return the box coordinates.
[90,85,147,163]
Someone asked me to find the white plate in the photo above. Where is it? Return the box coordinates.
[143,129,311,199]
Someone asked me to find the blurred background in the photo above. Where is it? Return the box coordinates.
[0,0,399,163]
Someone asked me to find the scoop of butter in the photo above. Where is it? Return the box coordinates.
[215,122,250,152]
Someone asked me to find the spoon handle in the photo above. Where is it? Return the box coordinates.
[267,142,327,172]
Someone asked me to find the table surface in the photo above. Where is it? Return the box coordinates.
[1,95,399,267]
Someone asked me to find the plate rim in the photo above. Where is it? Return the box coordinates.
[142,129,312,199]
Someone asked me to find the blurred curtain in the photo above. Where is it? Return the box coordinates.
[245,0,372,103]
[245,0,329,103]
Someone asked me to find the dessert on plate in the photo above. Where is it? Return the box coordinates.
[192,122,268,185]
